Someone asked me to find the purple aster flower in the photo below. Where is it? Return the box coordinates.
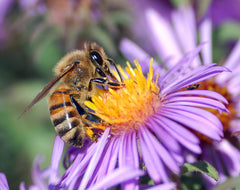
[120,5,240,187]
[52,43,229,189]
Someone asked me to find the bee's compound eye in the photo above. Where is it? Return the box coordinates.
[89,51,103,66]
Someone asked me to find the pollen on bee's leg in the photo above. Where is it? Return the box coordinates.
[82,113,106,142]
[85,127,98,142]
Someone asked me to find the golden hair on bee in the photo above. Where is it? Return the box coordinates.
[54,50,84,75]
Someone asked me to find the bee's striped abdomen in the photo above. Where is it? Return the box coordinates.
[48,88,85,146]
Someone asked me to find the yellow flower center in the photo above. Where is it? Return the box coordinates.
[85,59,161,136]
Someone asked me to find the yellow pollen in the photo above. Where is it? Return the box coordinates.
[85,59,161,135]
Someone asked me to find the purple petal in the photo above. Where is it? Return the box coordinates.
[215,39,240,83]
[201,144,227,187]
[159,43,205,91]
[119,38,165,76]
[85,140,115,187]
[224,39,240,69]
[164,105,223,133]
[93,138,117,184]
[147,119,182,153]
[167,90,228,104]
[121,132,140,189]
[147,119,184,164]
[152,115,201,153]
[130,132,140,169]
[79,127,110,190]
[119,38,152,71]
[199,18,212,65]
[146,182,176,190]
[118,133,138,189]
[63,147,82,169]
[139,126,169,183]
[144,123,180,173]
[29,186,42,190]
[166,96,228,112]
[49,136,64,185]
[118,133,127,167]
[60,142,98,187]
[216,140,240,176]
[162,64,230,95]
[175,64,227,89]
[210,0,240,26]
[153,113,200,144]
[160,106,223,140]
[118,132,139,168]
[31,156,48,190]
[90,167,144,190]
[172,6,200,67]
[19,182,27,190]
[212,149,225,178]
[106,137,120,174]
[145,9,183,66]
[227,67,240,88]
[0,173,9,190]
[0,0,14,23]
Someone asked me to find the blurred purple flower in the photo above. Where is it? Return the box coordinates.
[120,5,240,187]
[0,173,10,190]
[0,0,14,46]
[0,0,14,24]
[209,0,240,26]
[128,0,173,53]
[122,6,200,68]
[19,0,46,15]
[199,38,240,188]
[0,0,45,48]
[17,135,64,190]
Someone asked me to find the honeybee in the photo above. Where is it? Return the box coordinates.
[20,42,123,147]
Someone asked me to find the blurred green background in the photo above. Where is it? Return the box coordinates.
[0,0,240,189]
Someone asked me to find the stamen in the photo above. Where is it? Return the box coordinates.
[85,59,161,135]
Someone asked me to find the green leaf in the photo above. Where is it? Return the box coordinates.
[213,175,240,190]
[181,161,218,181]
[111,11,133,25]
[217,22,240,42]
[170,0,190,7]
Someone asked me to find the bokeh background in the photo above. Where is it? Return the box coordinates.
[0,0,240,189]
